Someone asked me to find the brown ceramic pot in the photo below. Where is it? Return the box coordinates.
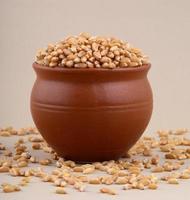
[31,63,153,162]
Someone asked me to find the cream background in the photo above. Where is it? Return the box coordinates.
[0,1,190,200]
[0,0,190,133]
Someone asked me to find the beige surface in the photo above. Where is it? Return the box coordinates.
[1,133,190,200]
[0,0,190,133]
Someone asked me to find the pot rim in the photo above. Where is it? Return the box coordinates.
[33,62,151,74]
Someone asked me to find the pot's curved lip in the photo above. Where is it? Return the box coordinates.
[33,62,151,73]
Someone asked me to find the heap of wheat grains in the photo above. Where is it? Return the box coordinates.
[36,33,149,69]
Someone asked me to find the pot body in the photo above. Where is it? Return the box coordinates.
[31,63,153,162]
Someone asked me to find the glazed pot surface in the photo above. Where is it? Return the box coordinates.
[31,63,153,162]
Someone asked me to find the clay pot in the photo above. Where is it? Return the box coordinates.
[31,63,153,162]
